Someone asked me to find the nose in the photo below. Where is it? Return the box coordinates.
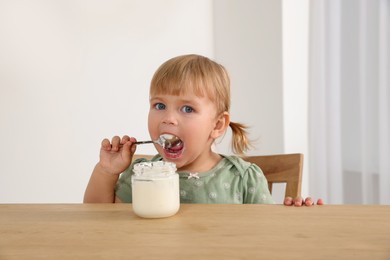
[161,110,178,125]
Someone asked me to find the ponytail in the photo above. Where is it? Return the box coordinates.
[229,121,253,155]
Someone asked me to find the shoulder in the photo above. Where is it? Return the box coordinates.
[220,155,273,204]
[221,154,261,177]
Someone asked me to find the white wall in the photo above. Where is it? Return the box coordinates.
[213,0,284,156]
[0,0,214,203]
[0,0,292,203]
[282,0,309,199]
[214,0,311,201]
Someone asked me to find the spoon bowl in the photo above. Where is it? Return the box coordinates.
[135,134,181,149]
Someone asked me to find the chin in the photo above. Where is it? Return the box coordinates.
[163,149,184,160]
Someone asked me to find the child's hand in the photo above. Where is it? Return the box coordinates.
[98,135,136,175]
[283,196,324,206]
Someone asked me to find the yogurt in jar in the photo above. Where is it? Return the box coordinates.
[131,161,179,218]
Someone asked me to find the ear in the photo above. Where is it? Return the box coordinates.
[211,112,230,139]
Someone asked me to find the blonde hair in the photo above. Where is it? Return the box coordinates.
[150,54,252,154]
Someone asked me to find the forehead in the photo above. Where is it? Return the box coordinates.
[150,92,214,106]
[150,80,214,99]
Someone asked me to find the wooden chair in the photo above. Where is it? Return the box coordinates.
[132,154,154,161]
[132,153,303,198]
[242,153,303,198]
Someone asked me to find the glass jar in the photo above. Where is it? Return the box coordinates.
[131,161,179,218]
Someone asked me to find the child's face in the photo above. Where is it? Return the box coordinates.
[148,92,223,171]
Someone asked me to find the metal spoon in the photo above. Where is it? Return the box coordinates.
[135,134,181,149]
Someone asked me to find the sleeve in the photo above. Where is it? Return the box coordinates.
[115,164,134,203]
[115,158,147,203]
[115,155,162,203]
[242,163,274,204]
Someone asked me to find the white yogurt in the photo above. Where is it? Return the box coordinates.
[131,161,179,218]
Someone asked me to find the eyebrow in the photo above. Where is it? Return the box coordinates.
[179,98,199,104]
[150,95,202,105]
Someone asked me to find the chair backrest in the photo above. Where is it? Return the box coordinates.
[242,153,303,198]
[131,153,303,198]
[132,154,155,161]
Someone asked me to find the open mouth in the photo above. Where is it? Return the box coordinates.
[163,137,184,158]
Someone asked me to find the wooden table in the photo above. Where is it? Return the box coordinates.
[1,204,390,259]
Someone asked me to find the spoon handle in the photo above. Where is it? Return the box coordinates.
[134,140,154,145]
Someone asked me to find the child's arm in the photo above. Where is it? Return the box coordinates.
[83,135,136,203]
[83,164,121,203]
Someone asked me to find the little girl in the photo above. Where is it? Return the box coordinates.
[84,54,319,206]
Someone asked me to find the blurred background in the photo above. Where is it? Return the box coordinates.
[0,0,388,204]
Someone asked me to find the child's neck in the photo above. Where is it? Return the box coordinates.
[177,152,222,173]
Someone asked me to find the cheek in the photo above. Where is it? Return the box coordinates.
[147,112,158,136]
[185,120,215,138]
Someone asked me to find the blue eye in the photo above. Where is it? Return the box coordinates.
[181,106,194,113]
[154,103,166,110]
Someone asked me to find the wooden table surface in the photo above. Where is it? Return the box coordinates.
[1,203,390,259]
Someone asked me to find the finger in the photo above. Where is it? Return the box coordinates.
[121,135,131,144]
[304,197,314,206]
[111,136,121,151]
[294,197,303,207]
[284,196,293,206]
[129,137,137,154]
[120,137,138,159]
[316,198,324,205]
[118,136,135,149]
[120,140,132,158]
[101,138,111,151]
